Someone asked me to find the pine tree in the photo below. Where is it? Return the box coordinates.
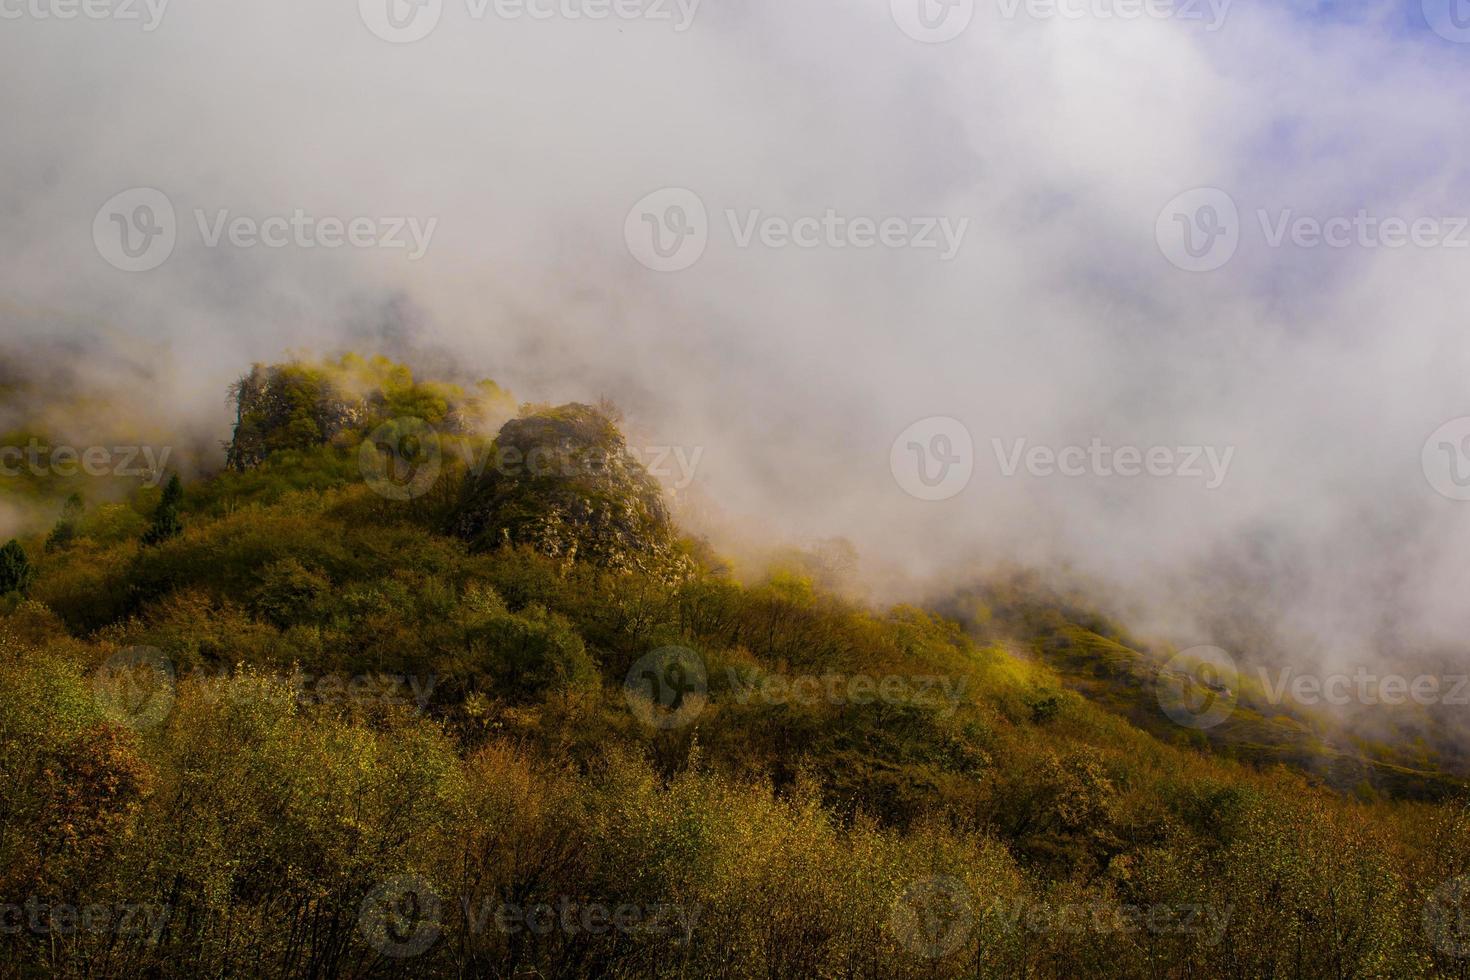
[45,493,85,553]
[141,475,185,546]
[0,539,33,596]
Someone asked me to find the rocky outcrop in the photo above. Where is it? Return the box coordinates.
[224,359,497,471]
[451,404,692,581]
[225,364,366,470]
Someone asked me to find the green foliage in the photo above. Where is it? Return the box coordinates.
[249,557,332,628]
[944,581,1460,800]
[0,539,34,596]
[140,474,184,546]
[44,493,84,553]
[77,500,149,544]
[466,601,598,699]
[224,354,513,476]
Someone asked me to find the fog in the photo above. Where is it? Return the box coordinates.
[4,0,1470,675]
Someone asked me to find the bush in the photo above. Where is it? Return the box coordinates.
[0,539,34,596]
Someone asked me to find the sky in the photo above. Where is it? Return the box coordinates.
[3,0,1470,672]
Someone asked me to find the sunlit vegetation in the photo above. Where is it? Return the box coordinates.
[944,577,1469,802]
[1,357,1468,978]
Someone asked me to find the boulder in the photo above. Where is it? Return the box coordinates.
[451,404,692,581]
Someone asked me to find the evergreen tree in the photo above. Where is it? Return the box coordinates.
[141,475,185,546]
[45,493,84,553]
[0,539,33,596]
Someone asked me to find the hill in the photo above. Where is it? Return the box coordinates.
[940,573,1468,802]
[0,355,1467,978]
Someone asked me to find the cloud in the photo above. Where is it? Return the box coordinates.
[3,0,1469,671]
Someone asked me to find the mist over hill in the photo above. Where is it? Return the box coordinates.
[6,0,1470,687]
[6,0,1470,975]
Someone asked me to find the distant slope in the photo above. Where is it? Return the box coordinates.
[940,575,1468,801]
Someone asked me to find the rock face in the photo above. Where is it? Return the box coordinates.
[225,364,366,470]
[452,404,692,580]
[224,359,493,470]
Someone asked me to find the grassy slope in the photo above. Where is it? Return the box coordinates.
[942,583,1467,802]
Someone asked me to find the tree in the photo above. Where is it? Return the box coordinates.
[141,475,184,546]
[45,493,84,553]
[0,539,34,596]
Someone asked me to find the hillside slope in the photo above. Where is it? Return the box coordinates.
[940,575,1467,802]
[1,356,1468,979]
